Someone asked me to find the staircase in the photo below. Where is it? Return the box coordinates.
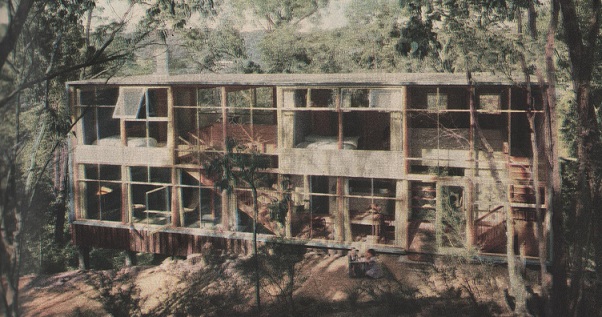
[475,156,543,253]
[508,156,541,205]
[182,169,283,235]
[236,190,284,236]
[475,205,506,253]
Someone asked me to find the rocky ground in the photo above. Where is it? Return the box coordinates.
[17,249,543,316]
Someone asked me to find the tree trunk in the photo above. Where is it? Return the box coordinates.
[0,0,35,71]
[54,193,66,245]
[555,0,602,315]
[517,5,550,300]
[467,72,528,314]
[542,2,568,316]
[569,82,598,317]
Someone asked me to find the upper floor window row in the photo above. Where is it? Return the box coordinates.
[173,87,276,109]
[78,87,168,119]
[283,88,403,109]
[113,88,168,119]
[76,85,534,113]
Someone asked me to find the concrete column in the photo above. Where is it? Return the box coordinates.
[396,180,409,249]
[435,184,443,249]
[78,246,90,270]
[466,179,475,248]
[125,251,138,267]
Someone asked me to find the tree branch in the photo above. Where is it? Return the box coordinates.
[0,0,35,71]
[0,53,129,109]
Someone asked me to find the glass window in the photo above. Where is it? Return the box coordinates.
[479,94,501,112]
[113,87,145,119]
[427,93,447,110]
[147,88,168,117]
[310,89,335,108]
[369,89,401,108]
[342,89,369,108]
[130,167,171,183]
[197,88,222,108]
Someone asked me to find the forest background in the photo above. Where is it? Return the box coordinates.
[2,0,602,316]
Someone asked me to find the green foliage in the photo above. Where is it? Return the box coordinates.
[140,0,219,31]
[230,0,329,30]
[87,270,142,317]
[89,249,128,271]
[37,206,79,273]
[434,0,524,73]
[432,254,502,315]
[253,0,447,73]
[204,137,272,191]
[440,186,466,248]
[237,242,306,316]
[259,26,311,73]
[181,24,247,72]
[559,90,579,157]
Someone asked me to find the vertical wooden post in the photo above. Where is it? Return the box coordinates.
[465,179,475,248]
[390,112,403,151]
[70,87,84,220]
[435,184,443,249]
[277,87,284,149]
[220,87,230,229]
[336,176,344,242]
[120,94,127,146]
[335,89,345,242]
[284,174,293,238]
[76,164,86,219]
[468,84,477,249]
[396,180,409,249]
[303,175,310,210]
[250,88,256,140]
[73,87,83,146]
[399,86,410,249]
[169,87,179,227]
[337,89,343,149]
[402,86,409,175]
[121,165,129,224]
[172,169,180,227]
[167,87,175,149]
[343,178,351,242]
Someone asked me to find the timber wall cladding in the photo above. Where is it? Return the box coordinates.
[71,223,251,256]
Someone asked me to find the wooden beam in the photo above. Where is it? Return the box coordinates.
[401,86,409,175]
[336,176,344,242]
[75,164,85,219]
[121,165,129,224]
[466,179,475,248]
[400,86,410,249]
[396,180,409,249]
[343,178,352,242]
[221,87,230,229]
[168,87,179,227]
[435,183,443,249]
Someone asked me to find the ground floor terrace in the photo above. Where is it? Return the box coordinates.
[72,159,545,259]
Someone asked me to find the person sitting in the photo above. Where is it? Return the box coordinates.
[363,249,383,279]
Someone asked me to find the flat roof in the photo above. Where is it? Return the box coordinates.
[67,72,524,87]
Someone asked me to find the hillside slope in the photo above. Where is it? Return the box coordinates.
[19,250,543,316]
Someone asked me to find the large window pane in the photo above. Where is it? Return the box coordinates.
[113,88,144,119]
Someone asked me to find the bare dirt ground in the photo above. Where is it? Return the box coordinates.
[18,250,540,316]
